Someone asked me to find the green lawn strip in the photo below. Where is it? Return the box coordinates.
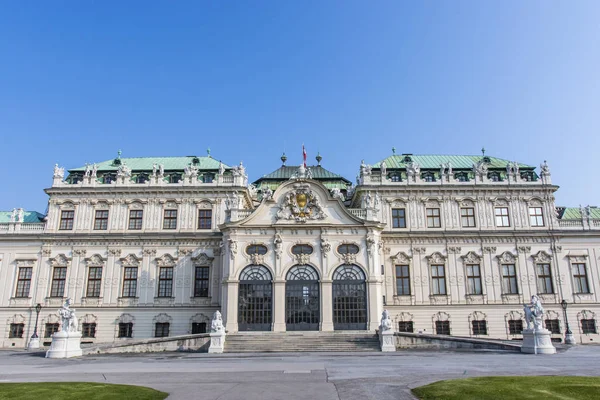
[0,382,168,400]
[412,376,600,400]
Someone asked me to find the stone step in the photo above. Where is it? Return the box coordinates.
[224,332,380,353]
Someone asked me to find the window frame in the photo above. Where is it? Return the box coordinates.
[157,267,174,298]
[545,319,561,334]
[430,265,446,295]
[86,266,103,298]
[155,322,170,338]
[44,323,60,338]
[536,263,554,294]
[197,209,212,230]
[398,321,414,333]
[50,266,67,298]
[128,210,144,230]
[472,320,488,335]
[392,208,406,229]
[435,320,450,335]
[194,266,210,297]
[460,207,476,228]
[59,210,75,230]
[162,209,178,230]
[501,264,519,294]
[118,322,133,338]
[581,319,597,334]
[426,208,441,228]
[93,210,109,230]
[529,206,545,227]
[495,207,510,227]
[191,322,207,334]
[9,323,24,338]
[15,267,33,298]
[395,265,411,296]
[82,322,97,338]
[508,319,523,335]
[466,264,482,295]
[572,263,590,294]
[122,267,138,298]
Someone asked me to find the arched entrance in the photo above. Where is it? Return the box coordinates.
[332,264,367,330]
[285,265,320,331]
[238,265,273,331]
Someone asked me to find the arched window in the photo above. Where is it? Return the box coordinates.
[332,265,367,330]
[286,265,319,281]
[238,265,272,331]
[169,173,182,184]
[291,244,313,255]
[286,265,320,331]
[422,172,435,182]
[239,265,272,281]
[389,173,401,182]
[246,245,268,255]
[455,172,469,182]
[136,173,149,184]
[333,264,366,280]
[103,173,116,184]
[337,244,359,255]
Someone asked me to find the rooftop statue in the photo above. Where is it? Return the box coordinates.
[53,164,65,179]
[380,160,387,176]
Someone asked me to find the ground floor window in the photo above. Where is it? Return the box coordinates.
[155,322,170,337]
[398,321,414,333]
[581,319,597,334]
[545,319,560,334]
[118,322,133,338]
[435,320,450,335]
[9,323,24,338]
[508,319,523,335]
[45,323,59,338]
[82,323,97,338]
[472,320,488,335]
[192,322,207,334]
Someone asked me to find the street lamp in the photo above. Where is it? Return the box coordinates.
[560,299,576,345]
[27,303,42,351]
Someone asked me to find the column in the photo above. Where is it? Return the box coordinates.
[272,280,286,332]
[368,279,383,331]
[320,280,334,331]
[222,280,239,332]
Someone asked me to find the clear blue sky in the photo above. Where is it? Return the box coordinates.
[1,1,599,212]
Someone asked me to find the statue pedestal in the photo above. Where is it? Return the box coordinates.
[565,332,576,345]
[208,331,225,354]
[521,329,556,355]
[379,329,396,352]
[27,337,40,351]
[45,331,82,358]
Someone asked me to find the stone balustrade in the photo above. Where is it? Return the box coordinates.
[0,223,46,234]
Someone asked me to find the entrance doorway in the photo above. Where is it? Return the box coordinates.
[238,265,272,331]
[285,265,320,331]
[332,264,367,330]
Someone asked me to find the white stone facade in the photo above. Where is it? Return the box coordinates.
[1,154,599,348]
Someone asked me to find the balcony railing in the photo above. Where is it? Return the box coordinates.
[0,223,46,234]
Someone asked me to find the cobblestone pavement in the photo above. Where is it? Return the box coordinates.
[0,346,599,399]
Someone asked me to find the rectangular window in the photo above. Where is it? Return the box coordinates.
[431,265,446,295]
[122,267,138,298]
[508,319,523,335]
[502,264,519,294]
[392,208,406,228]
[45,323,59,338]
[86,267,102,297]
[466,265,482,295]
[461,208,476,228]
[50,267,67,297]
[194,266,210,297]
[158,267,173,297]
[93,210,109,230]
[545,319,560,334]
[155,322,170,337]
[59,210,74,230]
[495,207,510,227]
[9,323,24,338]
[426,208,441,228]
[435,320,450,335]
[192,322,207,334]
[197,210,212,229]
[128,210,143,230]
[536,264,554,294]
[15,267,32,298]
[472,320,488,335]
[529,207,544,227]
[82,323,97,338]
[581,319,597,334]
[398,321,414,333]
[572,263,590,294]
[395,265,411,296]
[118,322,133,338]
[163,209,178,230]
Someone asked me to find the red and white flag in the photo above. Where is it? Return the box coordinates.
[302,144,307,167]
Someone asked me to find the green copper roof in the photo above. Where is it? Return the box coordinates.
[372,154,535,170]
[0,211,45,223]
[254,165,351,183]
[560,207,600,220]
[69,156,231,172]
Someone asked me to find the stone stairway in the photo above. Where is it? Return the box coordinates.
[224,331,381,353]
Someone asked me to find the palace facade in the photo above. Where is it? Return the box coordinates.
[1,150,599,348]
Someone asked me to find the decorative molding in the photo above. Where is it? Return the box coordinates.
[496,251,517,264]
[85,254,105,267]
[73,249,87,257]
[426,252,446,265]
[447,246,462,254]
[191,253,213,266]
[517,246,531,254]
[276,184,326,223]
[460,251,482,264]
[143,248,157,257]
[532,250,552,264]
[155,253,177,267]
[108,248,122,257]
[49,254,70,267]
[483,246,497,254]
[119,254,141,267]
[391,251,412,264]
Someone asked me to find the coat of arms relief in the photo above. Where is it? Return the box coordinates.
[276,184,326,223]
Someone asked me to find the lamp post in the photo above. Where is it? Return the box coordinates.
[27,303,42,350]
[560,299,576,345]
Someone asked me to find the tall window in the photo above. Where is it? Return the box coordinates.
[435,320,450,335]
[426,208,441,228]
[472,320,488,335]
[45,323,59,338]
[398,321,414,333]
[155,322,170,337]
[9,323,24,338]
[431,265,446,295]
[118,322,133,338]
[581,319,597,334]
[536,264,554,294]
[128,210,143,230]
[508,319,523,335]
[461,208,476,227]
[122,267,138,298]
[93,210,109,230]
[15,267,32,298]
[495,207,510,227]
[158,267,173,297]
[395,265,411,295]
[572,263,590,293]
[502,264,518,294]
[466,265,482,295]
[529,207,544,227]
[392,208,406,228]
[163,209,177,230]
[86,267,102,297]
[545,319,560,334]
[197,210,212,229]
[59,210,74,230]
[82,323,97,338]
[50,267,67,297]
[194,266,210,297]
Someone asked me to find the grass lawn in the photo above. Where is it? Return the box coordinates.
[412,376,600,400]
[0,382,168,400]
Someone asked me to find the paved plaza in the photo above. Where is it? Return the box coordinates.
[0,347,599,399]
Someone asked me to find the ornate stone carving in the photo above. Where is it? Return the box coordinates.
[108,248,122,257]
[120,254,141,267]
[49,254,70,267]
[250,253,265,265]
[73,249,87,257]
[228,239,237,260]
[155,253,177,267]
[461,251,482,264]
[211,311,224,333]
[276,184,325,223]
[85,254,105,267]
[532,250,552,264]
[143,248,157,257]
[341,253,357,264]
[58,298,79,333]
[517,246,531,254]
[192,252,213,266]
[497,251,517,264]
[483,246,497,254]
[391,251,411,264]
[426,252,446,264]
[320,237,331,257]
[447,246,462,254]
[274,233,283,259]
[523,295,544,331]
